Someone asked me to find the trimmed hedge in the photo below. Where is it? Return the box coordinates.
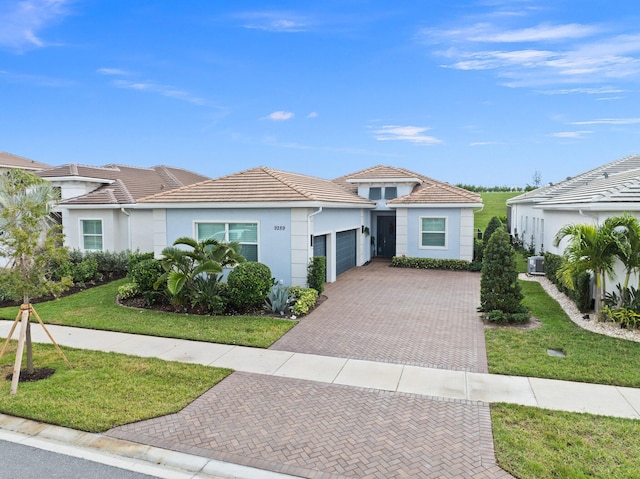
[391,256,473,271]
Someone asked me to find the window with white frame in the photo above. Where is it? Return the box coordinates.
[420,217,447,248]
[81,219,103,251]
[196,222,258,261]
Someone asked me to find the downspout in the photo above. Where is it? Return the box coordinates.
[307,207,323,250]
[120,207,132,251]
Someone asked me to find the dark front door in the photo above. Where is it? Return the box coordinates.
[377,216,396,257]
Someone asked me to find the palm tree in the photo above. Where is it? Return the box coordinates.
[553,217,624,313]
[606,214,640,291]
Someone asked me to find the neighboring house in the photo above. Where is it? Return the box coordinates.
[507,154,640,290]
[138,165,483,286]
[0,152,52,174]
[37,164,209,253]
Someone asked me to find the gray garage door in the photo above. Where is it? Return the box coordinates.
[336,229,357,275]
[313,234,327,257]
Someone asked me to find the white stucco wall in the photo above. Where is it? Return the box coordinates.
[404,208,464,260]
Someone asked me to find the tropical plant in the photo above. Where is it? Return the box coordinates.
[264,283,294,316]
[0,170,72,387]
[553,216,631,313]
[155,236,244,310]
[289,286,319,316]
[480,229,528,323]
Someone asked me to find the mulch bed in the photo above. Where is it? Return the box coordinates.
[6,368,55,383]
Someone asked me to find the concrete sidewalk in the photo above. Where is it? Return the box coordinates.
[2,321,639,419]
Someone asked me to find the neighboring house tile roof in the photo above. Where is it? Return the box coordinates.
[508,154,640,206]
[0,152,52,171]
[334,165,482,205]
[140,167,373,205]
[38,164,210,205]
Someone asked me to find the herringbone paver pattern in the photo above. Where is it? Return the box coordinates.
[272,260,488,373]
[108,373,512,479]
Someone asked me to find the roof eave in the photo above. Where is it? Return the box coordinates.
[134,201,376,209]
[388,202,484,209]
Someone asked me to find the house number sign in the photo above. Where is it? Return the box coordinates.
[274,225,286,231]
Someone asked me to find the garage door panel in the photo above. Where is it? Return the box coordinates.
[336,229,356,275]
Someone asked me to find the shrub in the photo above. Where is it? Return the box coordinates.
[473,239,484,263]
[86,250,129,279]
[289,286,318,316]
[480,229,529,322]
[390,256,472,271]
[307,256,326,294]
[483,216,504,247]
[117,282,140,300]
[127,251,155,272]
[129,258,164,304]
[227,262,273,311]
[55,257,99,284]
[572,271,592,313]
[602,306,640,329]
[483,309,529,324]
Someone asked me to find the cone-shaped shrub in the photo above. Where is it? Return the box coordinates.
[480,229,528,323]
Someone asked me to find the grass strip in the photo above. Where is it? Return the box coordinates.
[0,279,295,348]
[485,280,640,387]
[492,403,640,479]
[0,342,231,432]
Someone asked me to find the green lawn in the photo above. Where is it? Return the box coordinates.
[492,403,640,479]
[0,279,295,348]
[476,192,520,231]
[488,280,640,478]
[0,342,231,432]
[485,280,640,387]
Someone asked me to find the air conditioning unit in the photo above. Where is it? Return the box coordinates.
[528,256,545,275]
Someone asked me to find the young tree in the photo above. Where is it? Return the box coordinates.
[480,229,528,323]
[0,170,71,391]
[483,216,504,247]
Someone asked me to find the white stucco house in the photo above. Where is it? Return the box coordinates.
[507,154,640,290]
[36,164,210,253]
[138,165,483,286]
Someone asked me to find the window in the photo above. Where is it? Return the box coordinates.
[82,219,103,251]
[368,187,381,200]
[384,187,397,199]
[197,222,258,261]
[420,217,447,248]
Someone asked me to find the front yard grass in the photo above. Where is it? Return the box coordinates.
[488,280,640,478]
[492,403,640,479]
[0,342,231,432]
[485,280,640,387]
[0,279,295,348]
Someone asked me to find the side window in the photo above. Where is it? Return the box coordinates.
[420,217,447,248]
[384,187,397,199]
[82,219,103,250]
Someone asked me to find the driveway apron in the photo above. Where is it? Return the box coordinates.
[108,262,513,478]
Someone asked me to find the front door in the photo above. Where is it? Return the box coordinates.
[377,216,396,257]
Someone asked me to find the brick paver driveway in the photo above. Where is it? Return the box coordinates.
[108,262,512,478]
[272,260,488,373]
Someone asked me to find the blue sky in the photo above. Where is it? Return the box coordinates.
[2,0,640,186]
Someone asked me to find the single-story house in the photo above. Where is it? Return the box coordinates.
[138,165,483,286]
[37,164,210,253]
[507,154,640,289]
[0,152,51,175]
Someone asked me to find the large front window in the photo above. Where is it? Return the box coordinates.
[82,219,103,251]
[420,217,447,248]
[196,222,258,261]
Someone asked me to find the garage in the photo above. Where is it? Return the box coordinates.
[313,234,327,257]
[336,229,357,275]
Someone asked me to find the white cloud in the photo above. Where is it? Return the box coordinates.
[469,141,502,146]
[265,110,295,121]
[421,14,640,88]
[536,86,625,95]
[112,79,206,106]
[551,131,592,139]
[97,68,130,76]
[373,125,442,145]
[0,0,70,51]
[306,111,318,119]
[571,118,640,125]
[236,11,309,32]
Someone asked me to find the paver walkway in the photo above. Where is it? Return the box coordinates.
[108,263,513,478]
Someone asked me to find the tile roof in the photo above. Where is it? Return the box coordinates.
[334,165,482,205]
[508,154,640,206]
[139,167,373,205]
[38,164,210,205]
[0,152,52,171]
